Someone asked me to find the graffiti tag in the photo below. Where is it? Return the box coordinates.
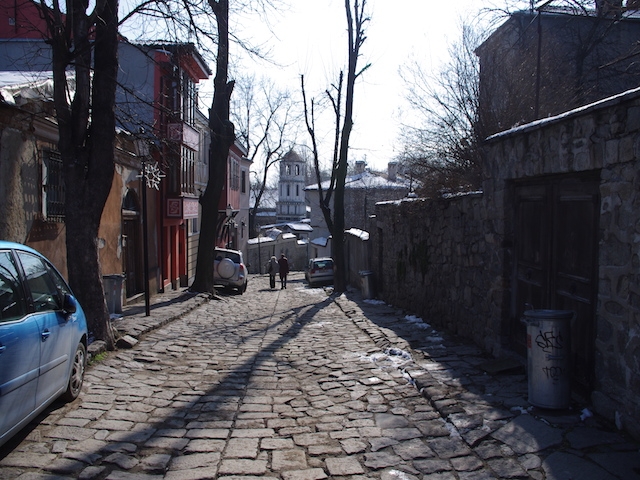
[535,330,564,353]
[542,366,563,383]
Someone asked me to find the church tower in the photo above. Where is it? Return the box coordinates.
[276,150,307,223]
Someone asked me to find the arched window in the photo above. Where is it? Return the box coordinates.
[122,189,140,215]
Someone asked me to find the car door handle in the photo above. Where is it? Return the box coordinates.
[41,330,51,341]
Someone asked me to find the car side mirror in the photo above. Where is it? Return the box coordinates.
[63,294,78,314]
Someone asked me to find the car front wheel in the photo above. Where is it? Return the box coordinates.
[61,342,86,402]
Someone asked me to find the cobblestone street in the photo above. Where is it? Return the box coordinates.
[0,273,639,479]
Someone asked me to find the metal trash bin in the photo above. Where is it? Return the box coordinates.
[359,270,374,299]
[103,274,125,314]
[522,309,574,409]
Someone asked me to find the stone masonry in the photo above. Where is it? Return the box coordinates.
[371,88,640,440]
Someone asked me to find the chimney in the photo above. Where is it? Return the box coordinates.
[387,162,398,181]
[355,160,366,174]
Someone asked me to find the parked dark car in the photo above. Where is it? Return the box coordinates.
[213,248,248,294]
[305,257,334,287]
[0,241,88,448]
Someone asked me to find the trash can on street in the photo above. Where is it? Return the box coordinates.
[103,274,125,314]
[359,270,374,299]
[522,309,574,409]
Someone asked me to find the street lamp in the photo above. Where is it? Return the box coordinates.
[133,137,156,317]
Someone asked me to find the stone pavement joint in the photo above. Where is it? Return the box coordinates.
[89,288,212,358]
[1,273,639,480]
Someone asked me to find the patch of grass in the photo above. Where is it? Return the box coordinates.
[89,351,108,365]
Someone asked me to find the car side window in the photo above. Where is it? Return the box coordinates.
[16,252,62,312]
[0,251,27,323]
[45,262,71,297]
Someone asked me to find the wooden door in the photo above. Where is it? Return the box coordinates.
[123,218,143,298]
[512,183,549,352]
[512,173,600,393]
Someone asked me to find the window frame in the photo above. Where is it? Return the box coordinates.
[42,148,65,222]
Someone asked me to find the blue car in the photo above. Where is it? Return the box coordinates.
[0,241,88,448]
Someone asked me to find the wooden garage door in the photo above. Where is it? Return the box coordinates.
[512,172,600,394]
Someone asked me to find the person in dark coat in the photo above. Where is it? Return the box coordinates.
[277,253,290,289]
[267,256,279,289]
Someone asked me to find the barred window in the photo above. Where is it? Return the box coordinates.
[42,149,65,222]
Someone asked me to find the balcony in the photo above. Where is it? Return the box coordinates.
[167,122,199,151]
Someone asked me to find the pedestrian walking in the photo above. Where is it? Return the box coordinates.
[267,256,279,289]
[277,253,290,289]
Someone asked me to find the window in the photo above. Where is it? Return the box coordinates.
[16,252,64,312]
[190,217,200,236]
[295,164,300,175]
[286,184,290,196]
[0,251,26,322]
[286,165,291,175]
[230,159,240,191]
[42,149,65,222]
[182,71,197,127]
[181,146,196,195]
[122,189,140,214]
[241,170,246,194]
[296,184,299,197]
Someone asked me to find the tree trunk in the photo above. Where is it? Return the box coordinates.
[191,0,235,293]
[50,0,119,349]
[333,0,362,293]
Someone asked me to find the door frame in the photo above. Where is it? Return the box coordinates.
[509,171,600,394]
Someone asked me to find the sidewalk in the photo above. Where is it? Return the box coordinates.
[88,286,211,356]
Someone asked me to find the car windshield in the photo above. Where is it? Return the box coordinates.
[313,260,332,269]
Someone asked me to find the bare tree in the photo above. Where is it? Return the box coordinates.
[190,0,236,293]
[231,75,297,237]
[478,0,640,131]
[399,0,640,195]
[21,0,279,344]
[399,23,484,196]
[123,0,280,294]
[36,0,119,349]
[301,0,370,293]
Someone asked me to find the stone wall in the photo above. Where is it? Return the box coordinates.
[371,194,500,353]
[373,88,640,439]
[484,90,640,438]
